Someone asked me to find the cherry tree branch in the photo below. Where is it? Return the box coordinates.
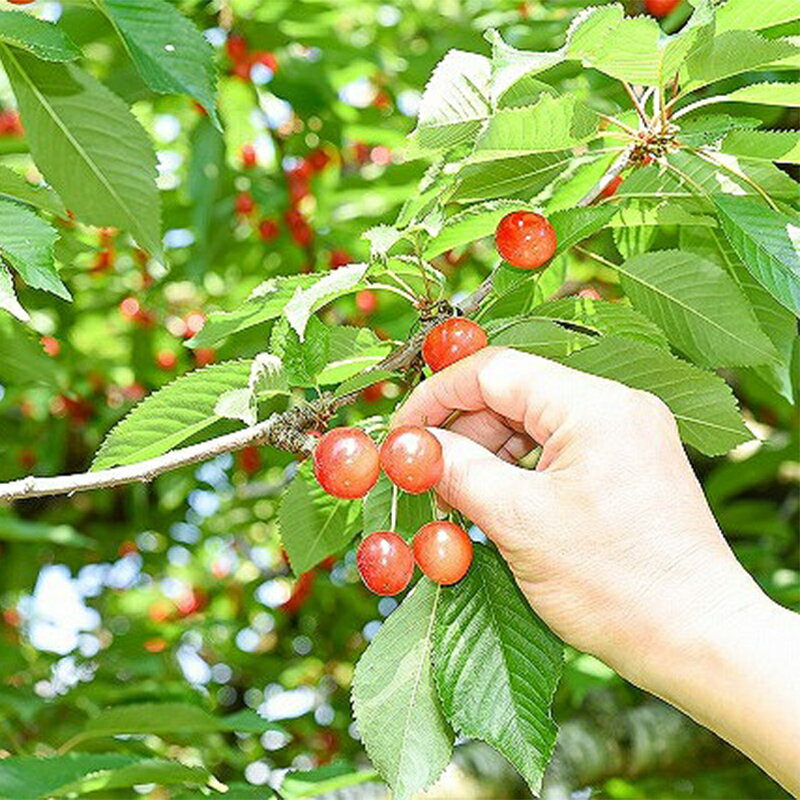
[0,311,450,503]
[0,146,633,504]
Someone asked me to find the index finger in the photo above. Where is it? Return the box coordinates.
[393,346,620,446]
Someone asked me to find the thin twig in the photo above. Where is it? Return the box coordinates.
[621,82,649,127]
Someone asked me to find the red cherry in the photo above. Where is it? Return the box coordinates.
[251,50,278,73]
[422,317,488,372]
[495,211,557,270]
[313,427,380,499]
[599,174,623,199]
[40,336,60,358]
[156,350,178,371]
[328,249,350,270]
[357,532,414,596]
[7,0,35,4]
[285,208,313,247]
[380,426,443,494]
[184,310,206,337]
[361,381,386,403]
[645,0,680,18]
[413,521,473,585]
[355,290,377,314]
[226,33,249,62]
[258,218,280,241]
[232,61,251,80]
[240,143,257,168]
[235,192,255,215]
[194,347,216,367]
[92,248,115,273]
[308,148,331,172]
[238,445,261,475]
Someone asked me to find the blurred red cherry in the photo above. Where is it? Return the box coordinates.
[258,219,280,241]
[240,143,257,168]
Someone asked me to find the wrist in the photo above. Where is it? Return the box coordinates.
[617,549,770,703]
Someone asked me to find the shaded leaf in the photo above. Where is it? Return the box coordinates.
[353,578,453,800]
[713,195,800,315]
[97,0,219,125]
[92,361,253,470]
[616,249,779,368]
[0,198,66,299]
[279,460,361,575]
[0,11,79,62]
[0,47,161,256]
[433,544,562,795]
[0,165,66,215]
[566,337,751,455]
[362,473,434,541]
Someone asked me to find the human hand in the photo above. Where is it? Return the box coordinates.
[393,346,766,692]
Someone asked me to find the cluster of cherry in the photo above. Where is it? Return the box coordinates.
[308,211,556,594]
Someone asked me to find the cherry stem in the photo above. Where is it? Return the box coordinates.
[390,482,399,532]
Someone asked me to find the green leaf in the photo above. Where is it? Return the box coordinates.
[720,130,800,165]
[565,337,751,455]
[0,11,79,62]
[715,0,800,34]
[616,249,779,368]
[78,703,280,741]
[0,754,207,800]
[424,200,530,259]
[95,0,219,126]
[724,81,800,107]
[433,544,563,795]
[677,114,762,147]
[681,32,799,94]
[488,317,594,358]
[412,50,491,151]
[362,473,434,541]
[472,95,598,160]
[187,275,318,348]
[0,262,27,322]
[0,199,66,299]
[68,760,208,795]
[91,360,253,470]
[0,165,66,215]
[566,5,663,86]
[353,578,453,800]
[214,353,289,426]
[362,224,404,259]
[618,151,799,204]
[713,195,800,315]
[0,517,93,548]
[0,47,162,256]
[284,263,369,339]
[0,314,56,385]
[317,327,392,385]
[271,316,330,387]
[280,763,379,800]
[486,29,564,105]
[532,298,670,349]
[279,460,360,575]
[609,199,716,228]
[334,369,399,399]
[681,226,797,400]
[453,150,606,203]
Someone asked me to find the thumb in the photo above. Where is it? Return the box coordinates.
[429,427,535,543]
